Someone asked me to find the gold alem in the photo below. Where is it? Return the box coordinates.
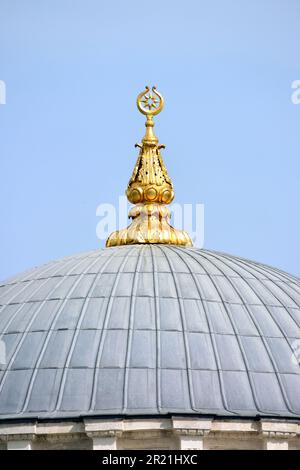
[106,86,192,247]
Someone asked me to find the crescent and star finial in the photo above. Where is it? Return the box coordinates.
[136,86,164,145]
[137,86,164,116]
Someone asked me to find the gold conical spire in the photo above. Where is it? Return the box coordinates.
[106,86,192,247]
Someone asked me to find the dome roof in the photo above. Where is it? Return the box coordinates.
[0,245,300,420]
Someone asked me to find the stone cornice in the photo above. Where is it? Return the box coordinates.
[0,416,299,447]
[261,431,297,439]
[260,420,299,439]
[86,430,123,439]
[0,433,36,442]
[173,429,210,437]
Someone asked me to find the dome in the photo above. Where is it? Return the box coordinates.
[0,244,300,421]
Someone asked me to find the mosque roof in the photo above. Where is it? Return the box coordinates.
[0,245,300,420]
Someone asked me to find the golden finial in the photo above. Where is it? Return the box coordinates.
[136,86,164,145]
[137,86,164,116]
[106,86,192,247]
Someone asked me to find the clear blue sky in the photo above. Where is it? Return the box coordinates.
[0,0,299,280]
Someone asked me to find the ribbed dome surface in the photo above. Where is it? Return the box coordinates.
[0,245,300,420]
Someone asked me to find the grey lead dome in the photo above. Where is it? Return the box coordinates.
[0,245,300,420]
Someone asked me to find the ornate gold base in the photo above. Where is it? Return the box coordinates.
[106,203,193,247]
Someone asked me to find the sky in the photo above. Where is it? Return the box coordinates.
[0,0,299,280]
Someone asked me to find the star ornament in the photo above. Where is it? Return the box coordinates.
[141,93,159,110]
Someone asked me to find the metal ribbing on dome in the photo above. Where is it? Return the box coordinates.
[0,245,300,420]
